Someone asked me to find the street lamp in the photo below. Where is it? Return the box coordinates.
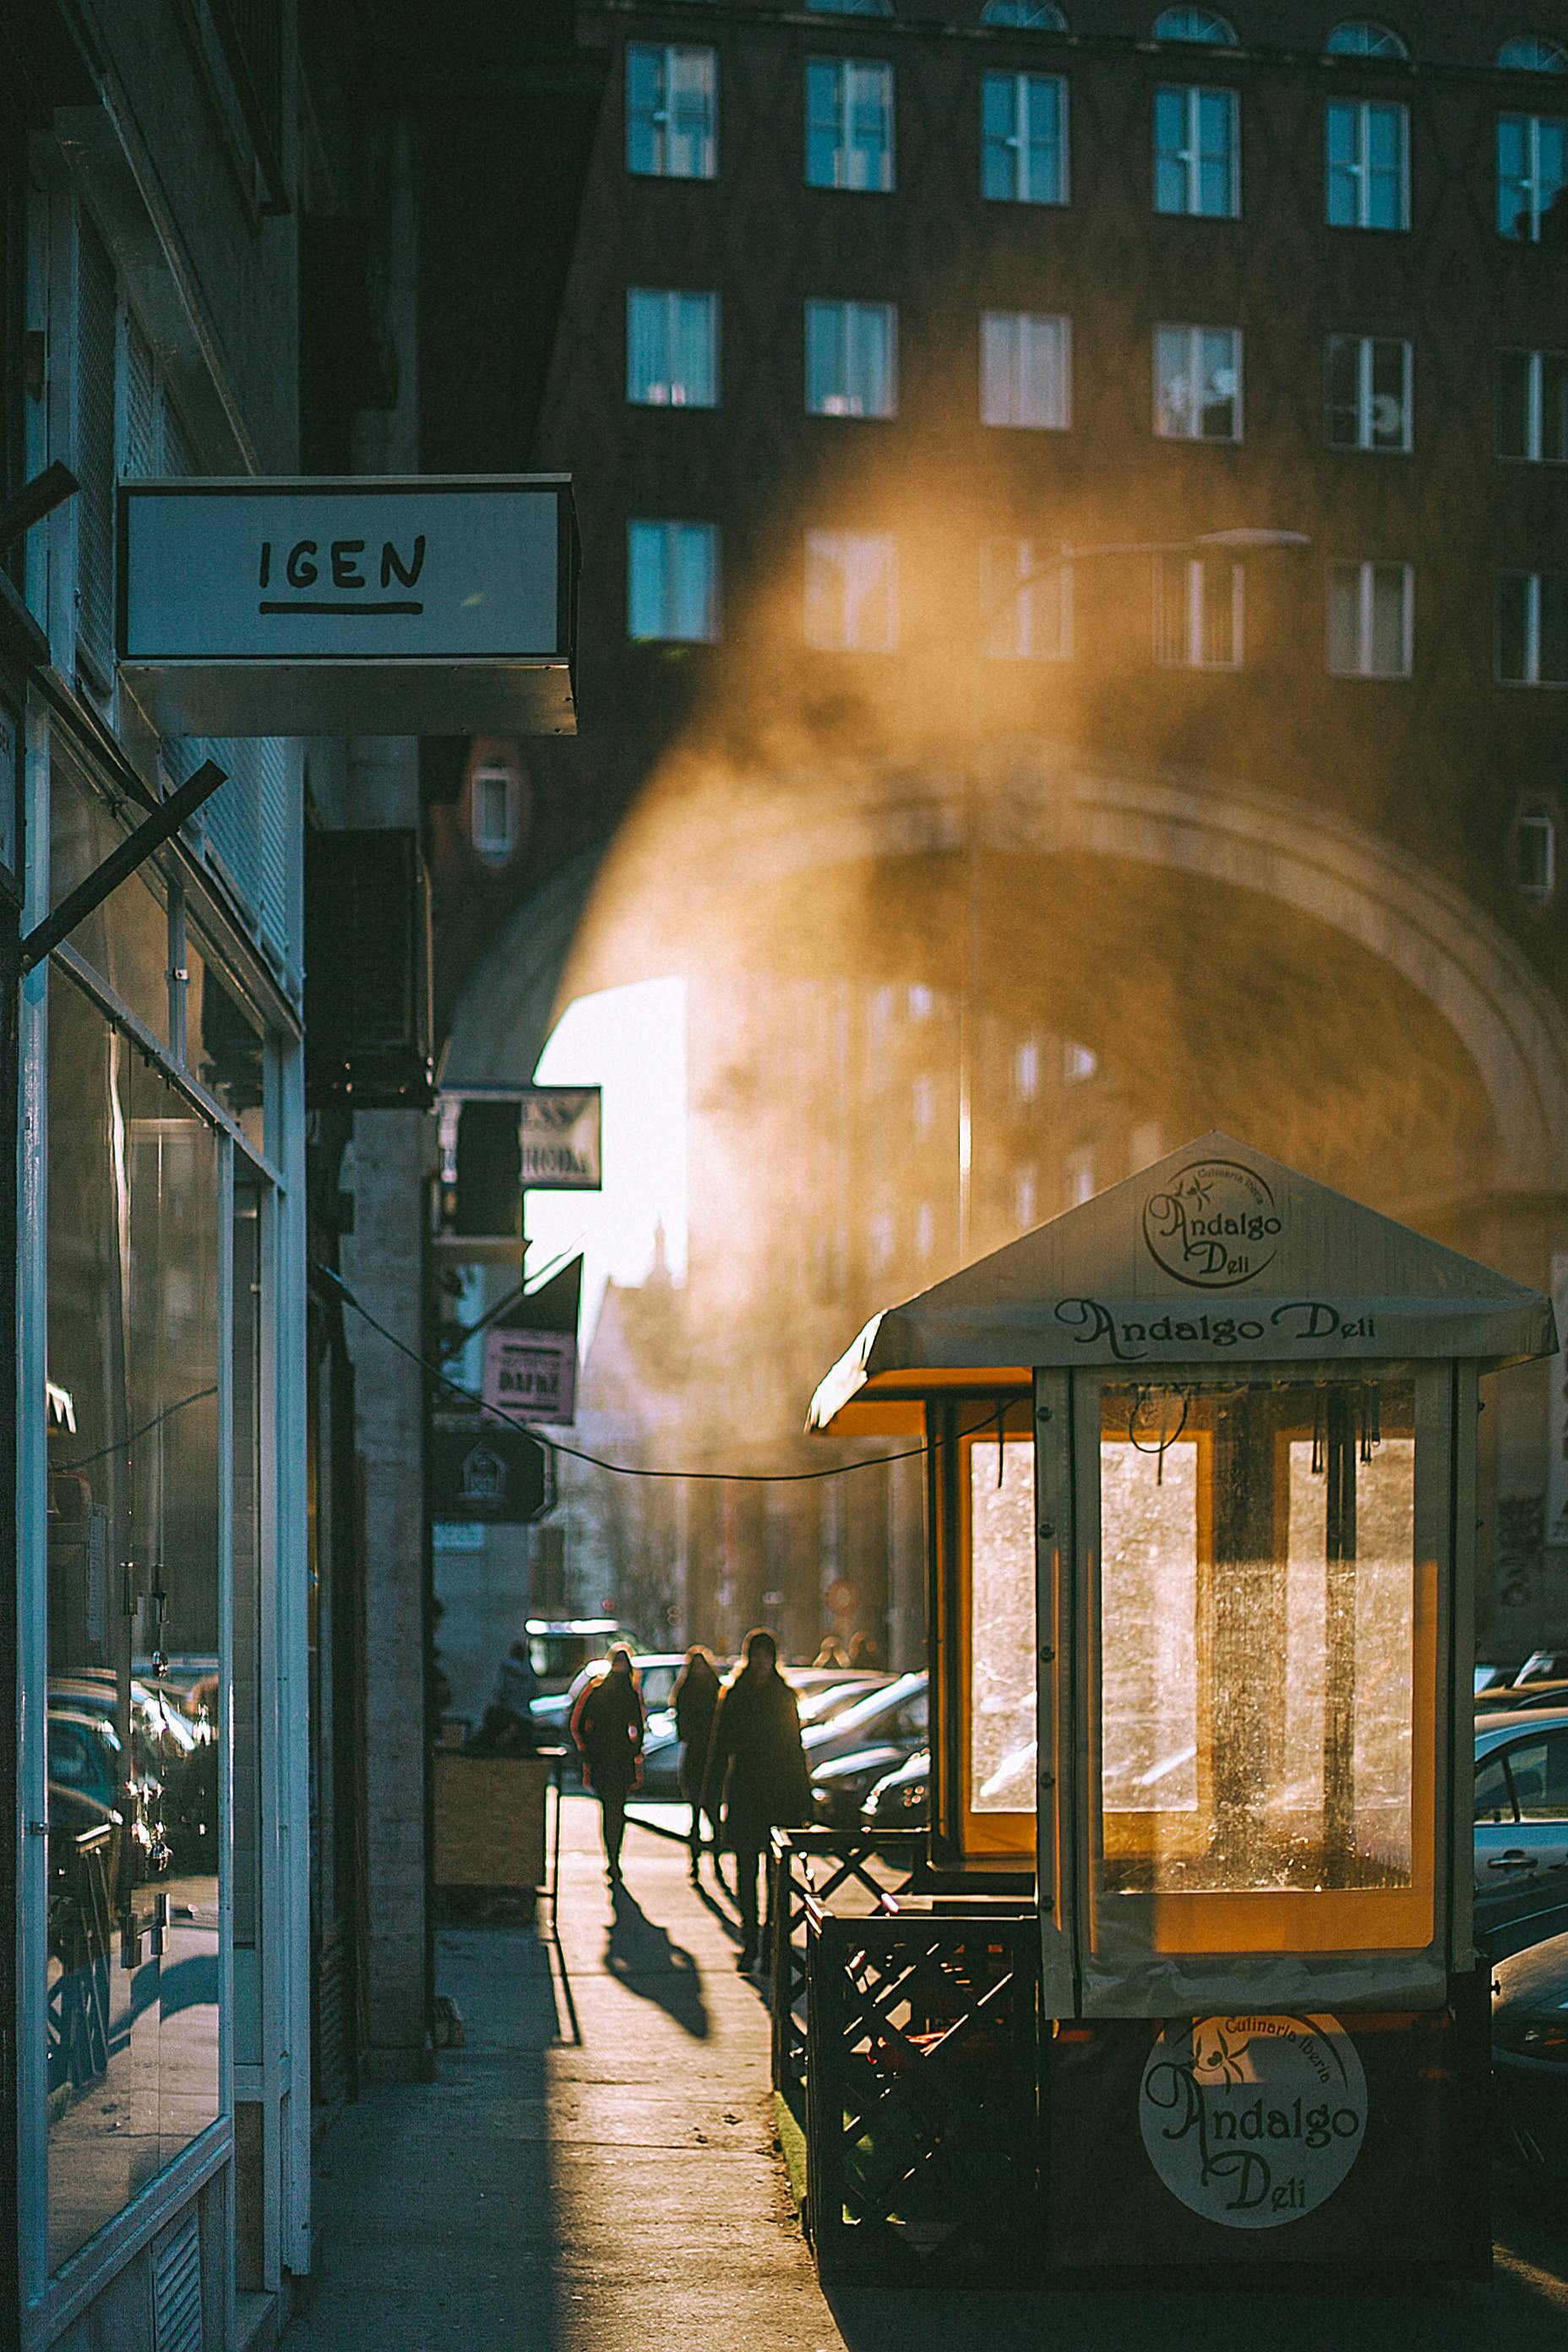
[955,525,1310,1260]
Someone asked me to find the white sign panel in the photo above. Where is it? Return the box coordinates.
[1549,1252,1568,1547]
[482,1328,577,1426]
[117,475,574,736]
[520,1087,602,1191]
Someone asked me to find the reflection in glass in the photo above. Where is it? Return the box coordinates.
[188,930,266,1152]
[1098,1380,1416,1897]
[51,745,170,1043]
[968,1435,1037,1813]
[46,971,221,2271]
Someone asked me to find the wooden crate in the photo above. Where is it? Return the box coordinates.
[433,1754,550,1891]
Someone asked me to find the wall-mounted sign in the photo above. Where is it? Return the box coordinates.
[482,1328,577,1426]
[520,1087,602,1190]
[1139,2014,1367,2230]
[428,1410,553,1524]
[117,476,575,737]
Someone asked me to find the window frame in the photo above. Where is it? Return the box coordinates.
[1325,332,1413,453]
[1326,558,1414,678]
[805,54,896,193]
[1153,553,1244,669]
[1498,346,1568,461]
[1326,95,1411,231]
[1152,321,1243,442]
[625,42,719,180]
[981,536,1073,658]
[1496,568,1568,686]
[1154,82,1240,217]
[804,297,898,418]
[626,286,721,408]
[626,517,721,643]
[804,528,899,651]
[980,309,1072,431]
[1498,109,1568,240]
[981,68,1069,204]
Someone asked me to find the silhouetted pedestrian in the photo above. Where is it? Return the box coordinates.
[672,1646,722,1881]
[704,1629,811,1973]
[571,1645,645,1884]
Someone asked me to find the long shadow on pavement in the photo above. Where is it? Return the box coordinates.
[605,1882,711,2039]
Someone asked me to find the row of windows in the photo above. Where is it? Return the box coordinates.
[629,45,1568,239]
[626,525,1568,686]
[667,0,1566,71]
[628,293,1568,461]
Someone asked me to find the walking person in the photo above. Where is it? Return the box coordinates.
[672,1645,722,1882]
[570,1645,645,1885]
[703,1629,811,1974]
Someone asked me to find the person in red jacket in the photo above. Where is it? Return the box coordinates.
[571,1646,645,1885]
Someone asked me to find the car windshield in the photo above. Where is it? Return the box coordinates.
[825,1674,926,1737]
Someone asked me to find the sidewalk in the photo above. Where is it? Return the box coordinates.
[283,1795,1568,2352]
[281,1793,834,2352]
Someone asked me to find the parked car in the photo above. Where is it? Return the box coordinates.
[1474,1679,1568,1716]
[523,1619,640,1698]
[1517,1650,1568,1687]
[1477,1662,1526,1696]
[637,1664,884,1802]
[1491,1927,1568,2180]
[791,1672,889,1726]
[811,1743,912,1830]
[529,1642,670,1742]
[862,1749,929,1848]
[802,1671,927,1773]
[1475,1708,1568,1946]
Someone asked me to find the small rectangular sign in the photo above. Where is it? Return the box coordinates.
[520,1087,602,1190]
[117,475,575,736]
[428,1412,553,1525]
[482,1328,577,1426]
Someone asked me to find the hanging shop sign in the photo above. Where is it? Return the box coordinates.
[482,1327,577,1426]
[117,475,576,736]
[429,1408,553,1524]
[520,1087,602,1190]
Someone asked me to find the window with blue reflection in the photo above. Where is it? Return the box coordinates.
[1499,111,1568,237]
[1155,84,1239,215]
[628,520,720,640]
[983,71,1067,202]
[806,56,896,189]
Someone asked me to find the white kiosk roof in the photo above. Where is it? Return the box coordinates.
[809,1133,1554,1433]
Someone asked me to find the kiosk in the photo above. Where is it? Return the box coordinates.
[807,1135,1554,2273]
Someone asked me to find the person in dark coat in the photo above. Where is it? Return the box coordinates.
[672,1646,722,1882]
[571,1646,645,1884]
[703,1629,811,1972]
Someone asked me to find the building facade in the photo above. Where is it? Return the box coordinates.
[434,0,1568,1662]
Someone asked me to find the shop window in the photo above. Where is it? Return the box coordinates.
[1326,333,1413,451]
[982,70,1068,203]
[805,57,896,191]
[1066,1145,1096,1204]
[1499,110,1568,237]
[626,44,717,178]
[1155,84,1239,216]
[1015,1162,1039,1226]
[1326,98,1410,228]
[1015,1035,1040,1100]
[1153,323,1242,439]
[1064,1039,1098,1081]
[45,972,222,2272]
[1498,347,1568,460]
[806,298,896,416]
[186,930,268,1153]
[51,746,171,1043]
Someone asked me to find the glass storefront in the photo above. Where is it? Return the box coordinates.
[44,966,223,2268]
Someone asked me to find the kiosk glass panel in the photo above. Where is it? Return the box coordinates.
[1094,1378,1426,1951]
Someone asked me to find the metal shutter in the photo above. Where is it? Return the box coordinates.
[74,217,117,686]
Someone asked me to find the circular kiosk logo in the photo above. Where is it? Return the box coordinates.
[1142,1159,1284,1290]
[1139,2015,1368,2230]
